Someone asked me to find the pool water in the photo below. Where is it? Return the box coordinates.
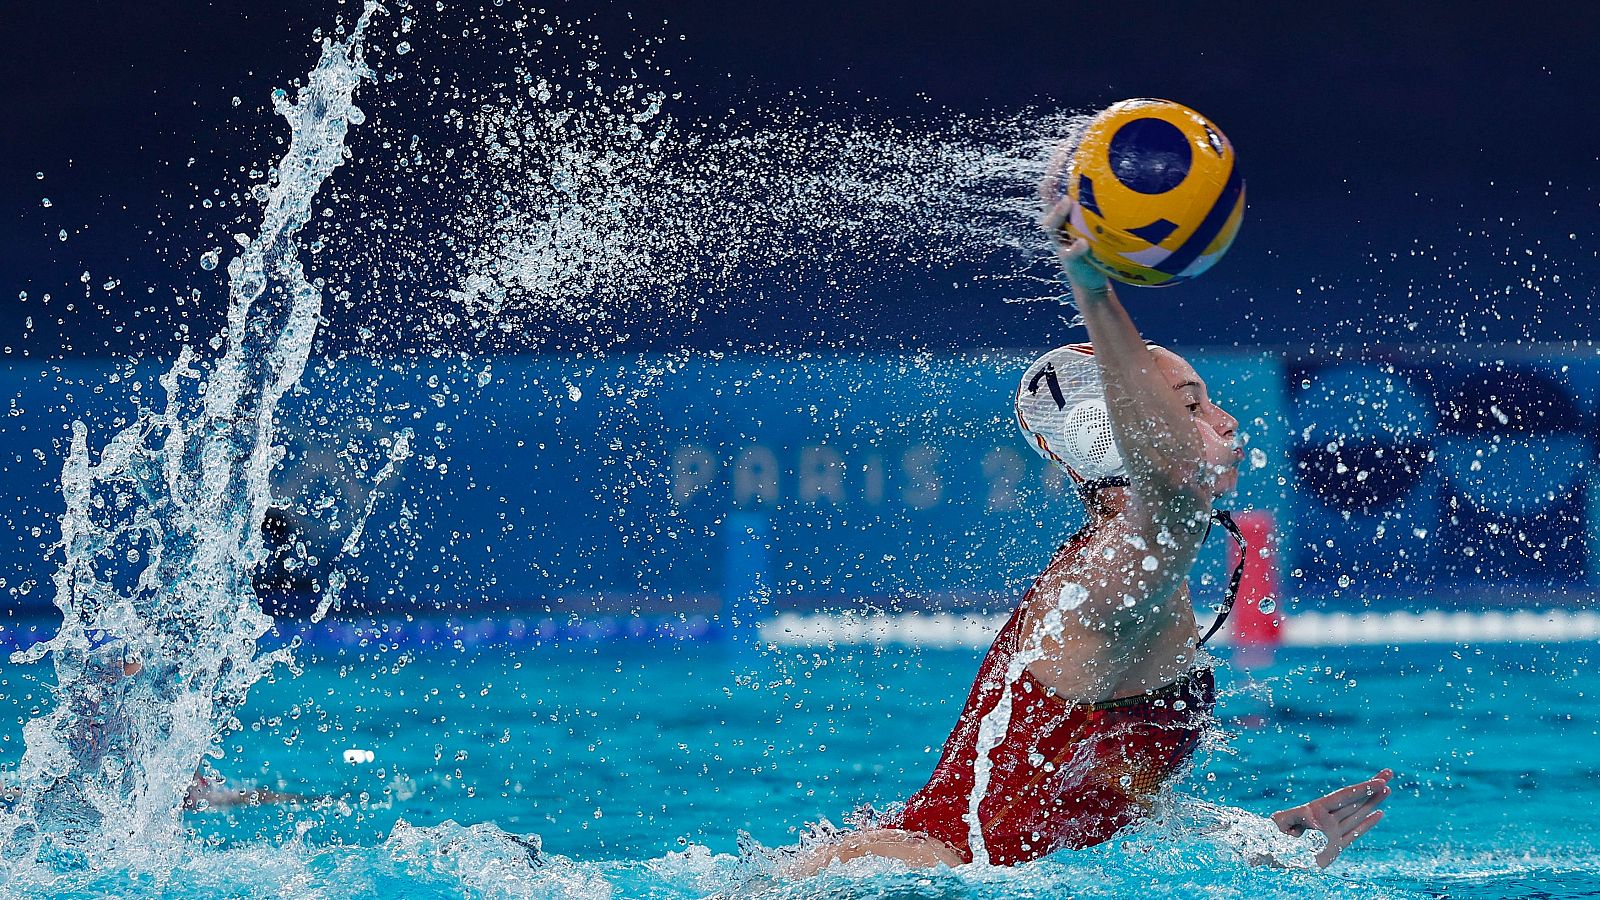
[2,634,1596,898]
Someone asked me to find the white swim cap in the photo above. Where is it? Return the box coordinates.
[1015,343,1126,484]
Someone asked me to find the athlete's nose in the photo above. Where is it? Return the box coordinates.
[1213,405,1238,439]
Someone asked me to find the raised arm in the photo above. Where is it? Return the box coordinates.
[1040,198,1209,524]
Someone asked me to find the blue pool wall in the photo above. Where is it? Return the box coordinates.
[2,347,1597,622]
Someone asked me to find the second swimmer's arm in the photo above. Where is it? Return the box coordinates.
[1040,200,1207,517]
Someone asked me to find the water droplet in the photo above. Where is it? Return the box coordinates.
[396,41,412,55]
[566,384,582,401]
[1249,447,1268,470]
[1336,574,1352,589]
[200,249,221,271]
[1141,555,1159,572]
[1258,598,1277,615]
[1173,699,1187,711]
[40,198,51,208]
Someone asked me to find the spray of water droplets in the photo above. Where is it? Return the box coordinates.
[439,99,1086,345]
[1,1,1105,880]
[0,5,384,867]
[300,5,1095,356]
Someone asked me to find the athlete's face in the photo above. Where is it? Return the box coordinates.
[1152,349,1241,498]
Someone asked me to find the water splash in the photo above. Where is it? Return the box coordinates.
[353,9,1098,356]
[444,100,1088,346]
[0,5,379,865]
[1151,798,1323,869]
[311,426,414,623]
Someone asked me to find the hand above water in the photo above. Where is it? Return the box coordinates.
[1271,768,1394,867]
[1037,195,1110,297]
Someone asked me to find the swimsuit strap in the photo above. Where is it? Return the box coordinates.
[1196,510,1248,647]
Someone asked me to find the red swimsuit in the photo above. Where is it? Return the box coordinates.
[885,594,1215,865]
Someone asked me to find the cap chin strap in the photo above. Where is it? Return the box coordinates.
[1197,510,1248,647]
[1074,474,1129,504]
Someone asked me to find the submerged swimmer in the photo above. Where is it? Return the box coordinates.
[0,649,307,820]
[787,191,1392,873]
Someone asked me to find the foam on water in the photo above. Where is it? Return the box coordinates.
[58,847,1600,900]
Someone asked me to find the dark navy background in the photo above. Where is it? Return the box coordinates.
[1,0,1596,357]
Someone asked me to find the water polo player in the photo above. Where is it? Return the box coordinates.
[787,194,1392,874]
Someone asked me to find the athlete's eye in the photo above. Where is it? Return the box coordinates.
[1186,402,1201,415]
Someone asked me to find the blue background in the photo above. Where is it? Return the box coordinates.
[4,348,1596,622]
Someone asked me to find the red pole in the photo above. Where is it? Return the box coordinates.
[1227,509,1283,647]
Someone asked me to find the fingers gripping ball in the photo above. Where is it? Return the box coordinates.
[1059,99,1245,287]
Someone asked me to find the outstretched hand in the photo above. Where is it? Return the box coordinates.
[1271,769,1394,867]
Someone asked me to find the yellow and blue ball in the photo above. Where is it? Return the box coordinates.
[1060,99,1245,287]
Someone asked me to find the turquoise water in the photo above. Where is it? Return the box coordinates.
[2,634,1594,897]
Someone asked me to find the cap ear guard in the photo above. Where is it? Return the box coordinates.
[1057,398,1123,477]
[1015,345,1128,484]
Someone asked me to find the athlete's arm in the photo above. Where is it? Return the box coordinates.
[1040,199,1210,525]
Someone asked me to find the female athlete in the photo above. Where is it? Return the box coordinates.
[786,188,1392,874]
